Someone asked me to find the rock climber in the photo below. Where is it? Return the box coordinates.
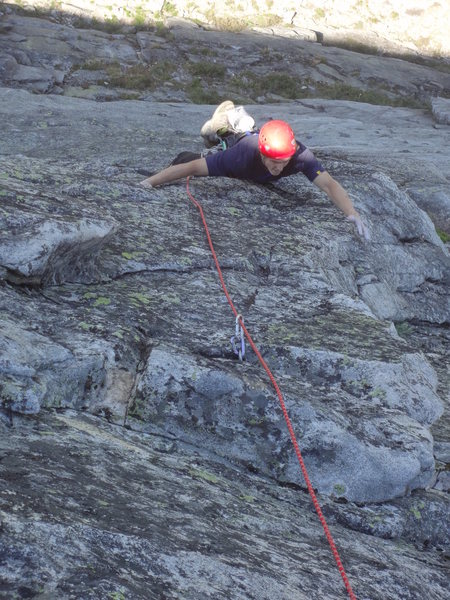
[140,100,370,240]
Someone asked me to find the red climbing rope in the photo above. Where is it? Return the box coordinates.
[186,177,357,600]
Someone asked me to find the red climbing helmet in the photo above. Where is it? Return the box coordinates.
[258,120,297,159]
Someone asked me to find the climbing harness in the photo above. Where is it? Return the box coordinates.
[201,131,259,158]
[230,314,245,361]
[186,177,357,600]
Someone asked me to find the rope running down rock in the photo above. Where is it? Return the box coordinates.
[186,177,357,599]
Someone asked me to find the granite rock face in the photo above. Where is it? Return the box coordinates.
[1,412,449,600]
[1,5,450,105]
[5,0,450,56]
[432,96,450,125]
[0,14,449,598]
[0,214,116,285]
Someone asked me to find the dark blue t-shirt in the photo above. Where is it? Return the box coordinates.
[205,133,325,183]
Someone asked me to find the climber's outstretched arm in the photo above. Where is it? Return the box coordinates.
[140,158,209,188]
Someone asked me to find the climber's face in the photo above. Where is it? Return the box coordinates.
[260,154,291,176]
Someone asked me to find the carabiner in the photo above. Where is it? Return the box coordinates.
[231,314,245,361]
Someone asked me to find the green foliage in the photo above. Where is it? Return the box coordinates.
[163,2,178,17]
[189,47,219,57]
[133,5,147,27]
[260,46,273,61]
[154,1,178,19]
[104,61,175,90]
[205,10,248,32]
[261,72,305,98]
[232,70,306,100]
[201,8,281,31]
[200,47,219,57]
[315,82,425,108]
[89,16,123,34]
[118,92,141,100]
[102,15,122,33]
[154,21,175,40]
[251,13,283,27]
[189,61,226,79]
[187,78,221,104]
[324,38,450,73]
[80,59,108,71]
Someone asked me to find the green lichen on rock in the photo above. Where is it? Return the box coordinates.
[188,468,220,484]
[410,500,426,520]
[129,292,151,305]
[93,297,111,307]
[333,483,347,496]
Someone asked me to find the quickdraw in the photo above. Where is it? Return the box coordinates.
[230,314,245,361]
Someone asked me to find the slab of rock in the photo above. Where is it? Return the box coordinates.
[132,342,442,503]
[431,96,450,125]
[0,12,137,93]
[0,88,448,598]
[0,212,116,285]
[0,317,113,415]
[0,412,448,600]
[1,7,450,105]
[406,185,450,236]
